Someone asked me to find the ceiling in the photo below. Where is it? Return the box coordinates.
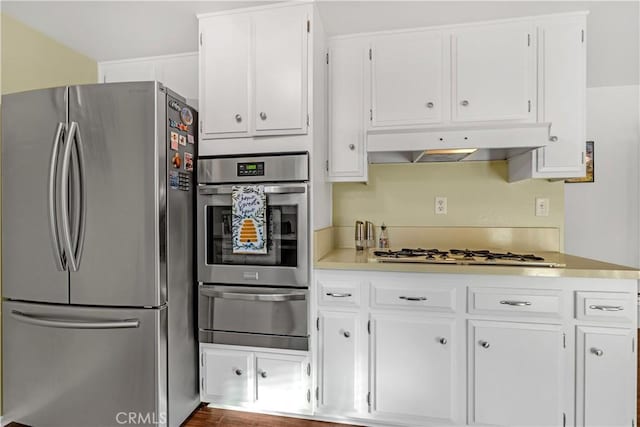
[2,1,638,86]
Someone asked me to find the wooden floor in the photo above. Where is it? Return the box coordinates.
[183,406,359,427]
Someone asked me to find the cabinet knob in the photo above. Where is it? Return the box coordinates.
[479,340,490,349]
[549,135,559,142]
[259,112,267,120]
[234,368,243,376]
[234,114,242,123]
[461,100,469,107]
[343,331,351,338]
[348,144,355,151]
[591,348,604,357]
[439,337,447,345]
[260,371,268,378]
[426,102,434,108]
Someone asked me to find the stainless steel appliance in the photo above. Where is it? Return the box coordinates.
[197,153,309,287]
[372,248,566,267]
[197,153,310,350]
[2,82,198,427]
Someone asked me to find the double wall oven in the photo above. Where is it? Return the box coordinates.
[197,153,309,350]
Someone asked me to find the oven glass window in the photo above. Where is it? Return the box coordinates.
[205,205,298,266]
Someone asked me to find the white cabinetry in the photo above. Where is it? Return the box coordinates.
[253,6,308,134]
[468,320,565,426]
[199,344,311,414]
[99,53,198,105]
[371,315,456,424]
[199,13,250,137]
[452,21,535,123]
[198,4,309,140]
[509,14,587,181]
[371,30,445,127]
[317,311,360,415]
[328,38,368,181]
[200,347,253,405]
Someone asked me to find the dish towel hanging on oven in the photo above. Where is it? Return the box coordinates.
[232,185,267,254]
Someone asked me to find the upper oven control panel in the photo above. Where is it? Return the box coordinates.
[198,153,309,184]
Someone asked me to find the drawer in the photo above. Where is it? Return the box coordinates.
[468,287,562,317]
[318,280,361,307]
[370,282,456,312]
[575,291,635,323]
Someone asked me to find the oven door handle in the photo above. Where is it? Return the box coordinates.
[201,289,306,302]
[198,185,307,195]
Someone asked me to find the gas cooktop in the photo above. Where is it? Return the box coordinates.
[372,248,565,268]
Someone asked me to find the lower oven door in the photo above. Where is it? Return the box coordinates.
[198,284,308,351]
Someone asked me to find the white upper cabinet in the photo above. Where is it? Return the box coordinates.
[534,16,586,176]
[199,4,309,140]
[328,38,367,181]
[99,53,198,104]
[200,13,250,137]
[253,6,308,134]
[371,30,445,127]
[452,21,535,123]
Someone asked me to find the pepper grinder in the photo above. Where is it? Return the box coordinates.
[365,221,375,249]
[354,220,365,251]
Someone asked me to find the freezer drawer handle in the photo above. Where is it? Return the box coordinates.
[200,289,306,302]
[10,310,140,329]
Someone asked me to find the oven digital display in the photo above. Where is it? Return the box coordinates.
[237,162,265,177]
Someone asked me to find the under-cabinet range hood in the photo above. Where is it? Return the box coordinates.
[367,122,552,163]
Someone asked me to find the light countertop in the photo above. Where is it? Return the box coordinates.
[315,248,640,280]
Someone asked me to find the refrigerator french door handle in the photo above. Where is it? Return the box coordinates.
[10,310,140,329]
[71,121,87,269]
[48,122,66,271]
[60,121,79,271]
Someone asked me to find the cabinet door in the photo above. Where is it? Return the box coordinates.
[535,17,586,176]
[452,21,535,122]
[469,321,565,426]
[371,314,456,424]
[200,347,253,405]
[371,30,444,127]
[100,60,156,83]
[318,311,361,415]
[576,327,635,427]
[328,40,367,181]
[255,354,310,412]
[200,14,250,137]
[253,6,308,134]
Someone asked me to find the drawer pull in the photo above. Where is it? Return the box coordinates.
[399,296,427,301]
[439,337,447,345]
[260,371,268,379]
[479,340,490,349]
[234,369,243,376]
[589,305,624,311]
[326,292,352,298]
[500,300,532,307]
[343,331,351,338]
[591,348,604,357]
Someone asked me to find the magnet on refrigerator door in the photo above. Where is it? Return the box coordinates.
[184,152,193,172]
[187,134,194,144]
[179,135,186,146]
[172,152,182,169]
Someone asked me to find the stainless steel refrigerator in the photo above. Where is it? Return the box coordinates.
[1,82,199,427]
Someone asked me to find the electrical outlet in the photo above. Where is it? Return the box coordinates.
[435,196,447,215]
[535,198,550,217]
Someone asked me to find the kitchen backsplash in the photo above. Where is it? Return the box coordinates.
[333,160,564,238]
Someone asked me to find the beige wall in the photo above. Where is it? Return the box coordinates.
[333,160,565,243]
[0,12,98,413]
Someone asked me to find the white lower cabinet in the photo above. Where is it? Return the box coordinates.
[469,320,566,426]
[317,311,361,416]
[200,347,253,406]
[199,344,311,414]
[371,314,456,424]
[576,326,636,427]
